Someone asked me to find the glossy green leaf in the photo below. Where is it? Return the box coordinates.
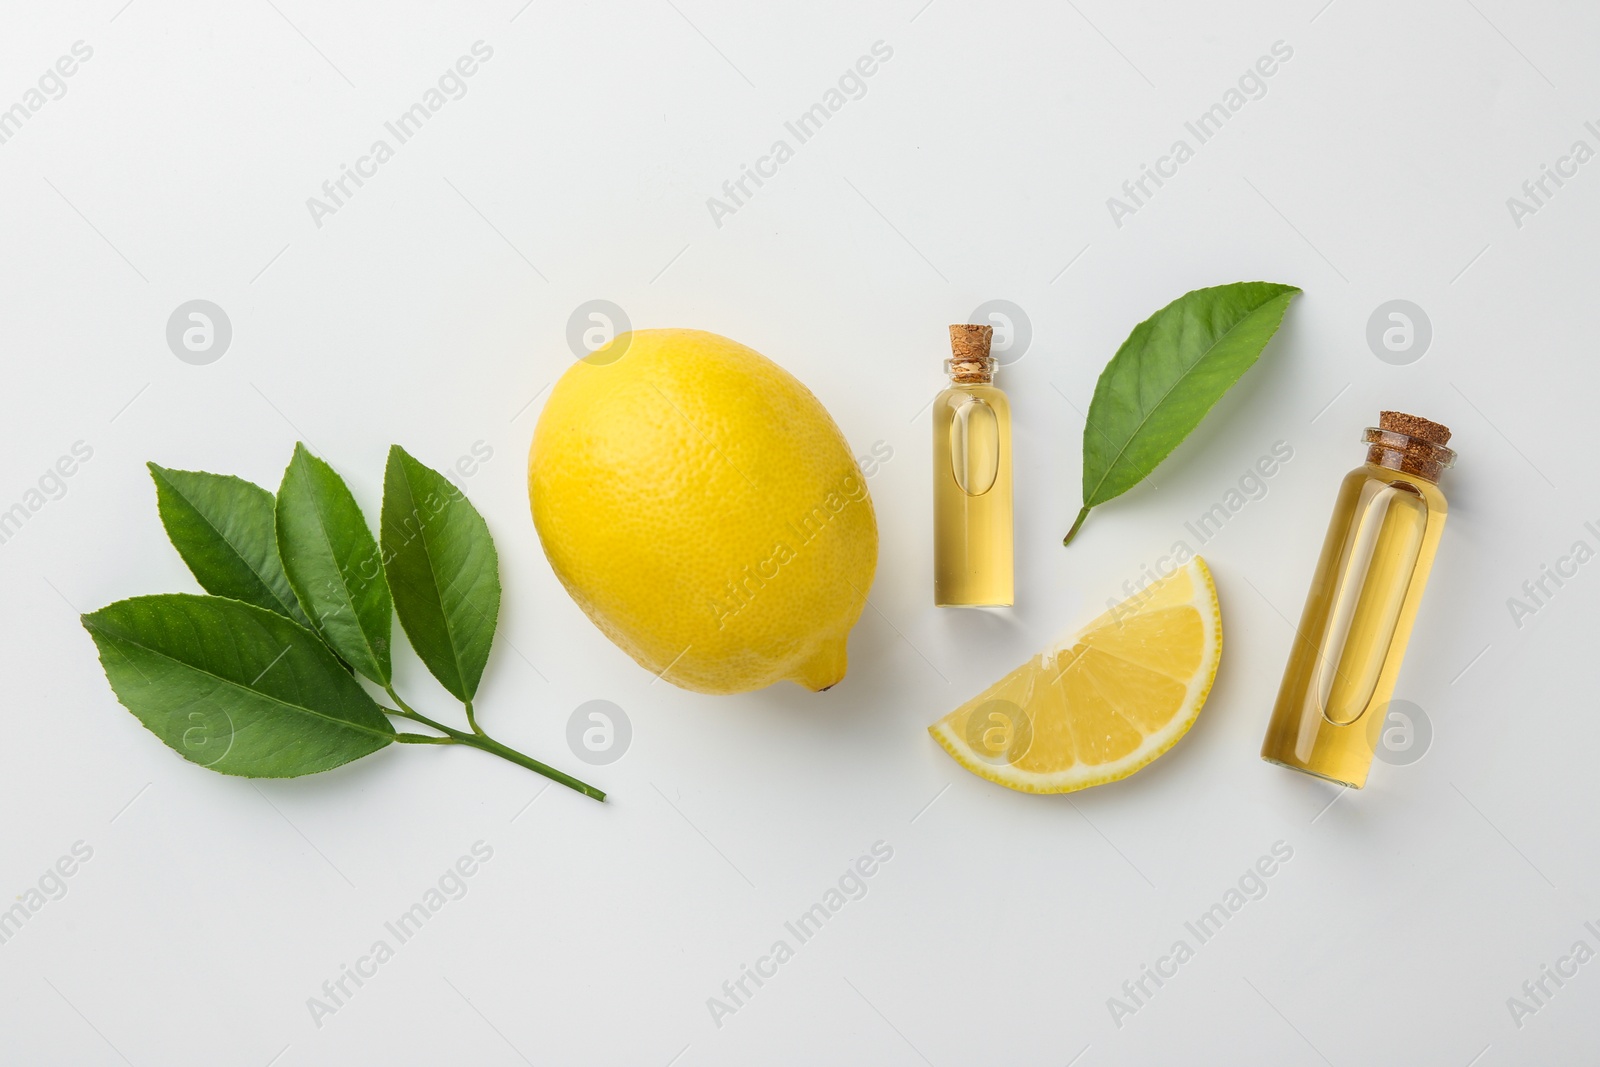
[381,446,500,702]
[148,464,311,627]
[275,443,393,684]
[82,594,394,777]
[1066,281,1300,545]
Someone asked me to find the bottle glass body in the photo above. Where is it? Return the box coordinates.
[933,383,1013,607]
[1260,462,1448,787]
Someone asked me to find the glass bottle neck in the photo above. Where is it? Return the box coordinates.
[946,355,996,385]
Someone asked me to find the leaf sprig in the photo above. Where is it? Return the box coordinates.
[83,444,605,802]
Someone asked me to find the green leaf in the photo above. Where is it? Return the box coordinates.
[82,594,394,778]
[1066,281,1300,545]
[148,464,311,627]
[275,443,393,684]
[381,446,500,703]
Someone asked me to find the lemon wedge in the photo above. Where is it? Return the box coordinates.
[929,556,1221,794]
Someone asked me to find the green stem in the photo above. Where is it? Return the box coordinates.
[443,727,606,802]
[384,686,425,720]
[382,688,605,802]
[1063,505,1091,547]
[464,700,485,737]
[394,732,454,744]
[383,687,456,736]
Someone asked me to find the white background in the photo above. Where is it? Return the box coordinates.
[2,0,1596,1064]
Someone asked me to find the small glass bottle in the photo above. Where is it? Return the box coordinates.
[1261,411,1456,787]
[933,324,1014,607]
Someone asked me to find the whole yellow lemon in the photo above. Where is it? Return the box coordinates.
[529,329,878,694]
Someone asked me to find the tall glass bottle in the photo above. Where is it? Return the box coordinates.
[1261,411,1456,787]
[934,324,1014,607]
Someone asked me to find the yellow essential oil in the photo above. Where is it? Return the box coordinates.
[1261,412,1456,788]
[934,324,1014,607]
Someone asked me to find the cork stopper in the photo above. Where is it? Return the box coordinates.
[947,324,995,384]
[1365,411,1455,483]
[1379,411,1451,446]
